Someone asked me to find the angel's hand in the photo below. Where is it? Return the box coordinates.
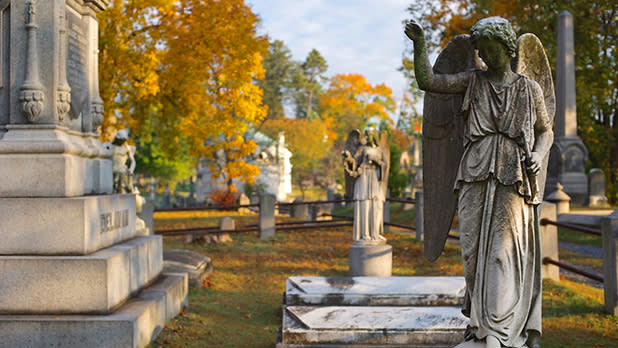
[405,19,424,42]
[527,152,543,175]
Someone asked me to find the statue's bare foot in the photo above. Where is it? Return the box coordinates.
[486,335,500,348]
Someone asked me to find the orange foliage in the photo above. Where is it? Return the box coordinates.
[319,73,395,143]
[210,188,238,207]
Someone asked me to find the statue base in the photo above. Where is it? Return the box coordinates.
[348,241,392,276]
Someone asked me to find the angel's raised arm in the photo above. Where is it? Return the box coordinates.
[405,20,470,94]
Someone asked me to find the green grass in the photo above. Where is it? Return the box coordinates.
[558,226,603,248]
[148,208,617,348]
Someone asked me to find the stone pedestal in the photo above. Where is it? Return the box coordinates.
[348,242,392,277]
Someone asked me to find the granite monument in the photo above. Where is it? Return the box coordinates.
[0,1,187,346]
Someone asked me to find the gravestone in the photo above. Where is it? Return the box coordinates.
[259,193,275,238]
[291,198,309,219]
[546,11,589,204]
[0,1,187,346]
[588,168,609,207]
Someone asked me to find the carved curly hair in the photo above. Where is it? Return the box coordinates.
[470,17,517,58]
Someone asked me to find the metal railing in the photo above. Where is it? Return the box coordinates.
[540,217,603,283]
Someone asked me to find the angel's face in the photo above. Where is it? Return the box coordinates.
[476,37,511,70]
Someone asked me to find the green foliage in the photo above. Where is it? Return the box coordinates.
[293,49,329,118]
[258,40,297,120]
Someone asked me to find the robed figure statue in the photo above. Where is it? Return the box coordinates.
[405,17,555,348]
[343,128,390,243]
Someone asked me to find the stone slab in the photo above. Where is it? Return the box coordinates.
[0,272,187,348]
[281,306,467,346]
[0,194,136,255]
[285,276,465,306]
[163,249,213,288]
[0,236,162,314]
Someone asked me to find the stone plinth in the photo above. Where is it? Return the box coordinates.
[348,242,392,276]
[0,194,136,255]
[0,272,188,348]
[279,306,466,347]
[285,276,465,307]
[0,236,162,314]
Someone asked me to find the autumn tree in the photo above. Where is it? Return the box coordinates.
[405,0,618,202]
[99,0,268,189]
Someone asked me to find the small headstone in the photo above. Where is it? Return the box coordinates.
[174,193,186,208]
[327,187,335,201]
[588,168,609,207]
[238,193,250,213]
[403,187,414,211]
[291,198,309,219]
[219,217,235,230]
[149,182,156,200]
[162,185,171,208]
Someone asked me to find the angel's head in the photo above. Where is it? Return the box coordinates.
[364,127,379,147]
[471,17,517,67]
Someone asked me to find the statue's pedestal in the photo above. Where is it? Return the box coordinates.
[348,241,392,277]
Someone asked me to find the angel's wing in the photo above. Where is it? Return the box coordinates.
[423,34,481,262]
[344,129,362,201]
[512,33,555,202]
[378,130,390,196]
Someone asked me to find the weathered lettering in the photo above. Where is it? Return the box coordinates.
[100,209,130,233]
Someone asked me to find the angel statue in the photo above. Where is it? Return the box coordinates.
[343,127,390,243]
[405,17,555,348]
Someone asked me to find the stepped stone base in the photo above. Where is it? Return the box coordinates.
[0,272,188,348]
[0,236,163,314]
[0,194,137,255]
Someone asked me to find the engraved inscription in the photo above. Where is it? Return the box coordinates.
[66,12,88,118]
[100,209,130,233]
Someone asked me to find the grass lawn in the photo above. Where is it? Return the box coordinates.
[148,211,617,348]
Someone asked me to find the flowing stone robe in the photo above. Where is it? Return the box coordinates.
[353,146,387,241]
[455,71,551,347]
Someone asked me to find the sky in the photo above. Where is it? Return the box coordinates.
[247,0,413,101]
